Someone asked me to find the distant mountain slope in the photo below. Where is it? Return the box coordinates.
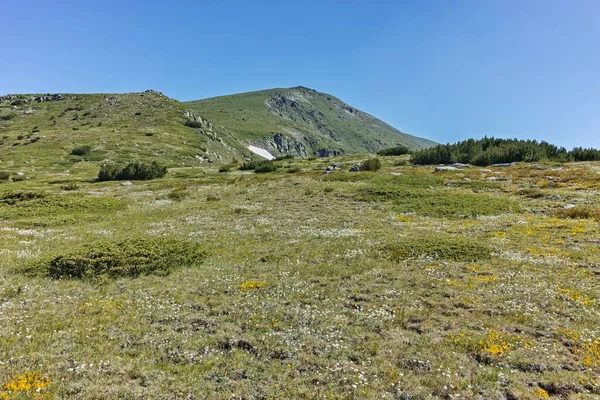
[0,90,248,170]
[185,86,436,157]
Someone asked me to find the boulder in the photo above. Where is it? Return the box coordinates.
[435,166,459,172]
[491,162,516,167]
[121,181,133,186]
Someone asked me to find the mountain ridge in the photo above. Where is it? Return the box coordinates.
[186,86,436,157]
[0,87,436,172]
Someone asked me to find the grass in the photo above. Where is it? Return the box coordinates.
[0,156,599,398]
[185,87,436,157]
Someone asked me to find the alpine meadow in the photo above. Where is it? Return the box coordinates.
[0,87,600,399]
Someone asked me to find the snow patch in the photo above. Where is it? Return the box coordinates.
[248,145,275,160]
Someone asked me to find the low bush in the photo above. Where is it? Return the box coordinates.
[556,206,599,220]
[255,161,278,173]
[27,237,206,280]
[360,158,382,171]
[387,235,492,261]
[218,166,231,173]
[98,161,167,181]
[377,146,411,156]
[274,154,294,161]
[239,160,278,173]
[0,171,9,181]
[71,145,91,156]
[358,177,519,218]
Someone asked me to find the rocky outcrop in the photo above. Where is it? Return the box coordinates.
[183,110,213,131]
[315,148,342,157]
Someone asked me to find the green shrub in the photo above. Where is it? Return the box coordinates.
[556,206,599,220]
[11,175,26,182]
[239,161,257,171]
[387,235,491,261]
[360,158,381,171]
[239,160,278,173]
[274,154,294,161]
[219,166,231,173]
[28,237,206,280]
[255,161,278,173]
[97,161,168,181]
[61,182,79,191]
[287,168,301,173]
[0,191,46,204]
[167,186,189,201]
[0,171,9,181]
[358,176,519,218]
[71,145,92,156]
[377,146,411,156]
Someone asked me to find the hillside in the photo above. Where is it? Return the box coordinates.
[186,86,436,157]
[0,90,250,173]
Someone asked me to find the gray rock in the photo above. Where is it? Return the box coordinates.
[480,169,492,173]
[349,163,362,172]
[435,166,459,172]
[491,162,516,167]
[549,194,562,200]
[462,177,472,181]
[121,181,133,186]
[452,163,472,168]
[564,204,576,210]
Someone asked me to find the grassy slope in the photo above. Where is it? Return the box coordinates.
[0,91,247,175]
[185,87,437,155]
[1,157,600,398]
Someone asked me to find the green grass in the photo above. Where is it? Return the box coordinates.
[185,86,437,157]
[0,157,599,399]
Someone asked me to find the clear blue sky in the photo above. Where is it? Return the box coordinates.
[2,0,599,149]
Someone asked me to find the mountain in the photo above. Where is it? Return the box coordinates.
[0,90,248,169]
[185,86,436,157]
[0,87,435,171]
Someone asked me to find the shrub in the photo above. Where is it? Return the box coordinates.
[360,158,382,171]
[11,175,26,182]
[0,171,9,181]
[28,237,206,280]
[255,161,278,173]
[387,235,492,261]
[239,161,257,171]
[239,160,278,173]
[274,154,294,161]
[377,145,411,156]
[410,137,586,166]
[97,161,168,181]
[61,182,79,191]
[218,166,231,173]
[168,186,189,201]
[556,206,599,220]
[287,168,301,173]
[71,145,92,156]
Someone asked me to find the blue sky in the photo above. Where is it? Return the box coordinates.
[1,0,599,148]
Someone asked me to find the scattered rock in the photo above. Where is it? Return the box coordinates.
[435,166,459,172]
[121,181,133,186]
[17,171,24,176]
[452,163,472,168]
[549,194,562,200]
[462,177,472,181]
[564,204,576,210]
[349,163,361,172]
[491,162,516,167]
[480,169,492,173]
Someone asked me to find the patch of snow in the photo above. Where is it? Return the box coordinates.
[248,145,275,160]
